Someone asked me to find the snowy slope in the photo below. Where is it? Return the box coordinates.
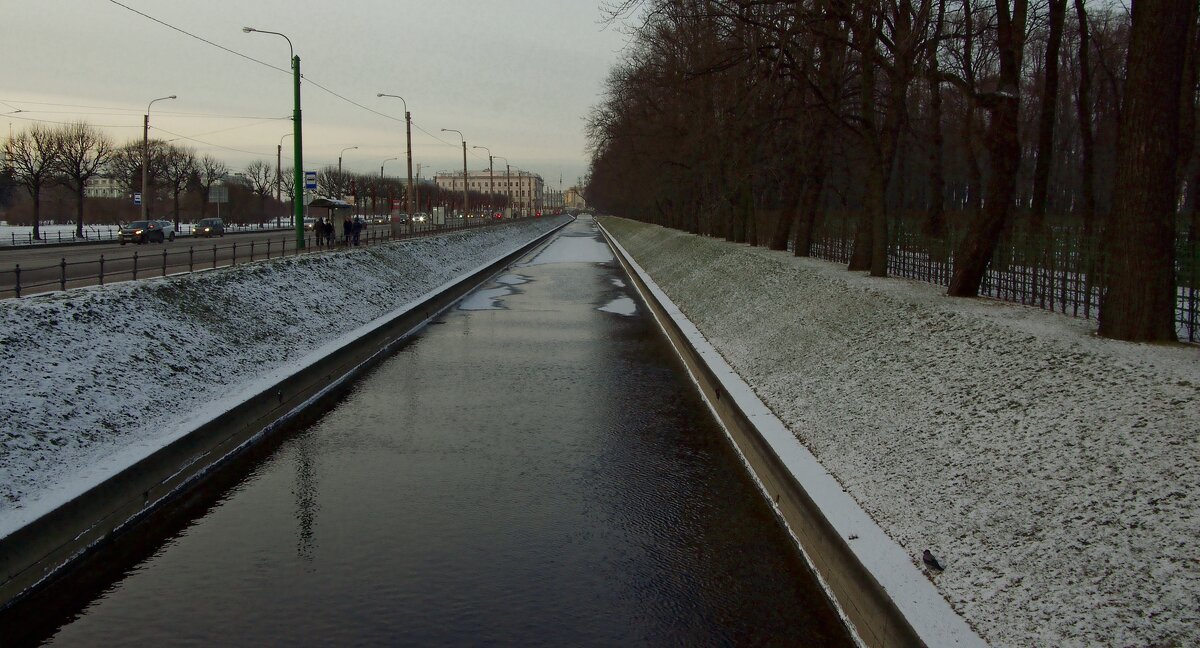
[602,216,1200,648]
[0,217,567,539]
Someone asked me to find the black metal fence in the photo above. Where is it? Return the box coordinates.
[1,222,307,247]
[0,216,521,299]
[809,217,1199,343]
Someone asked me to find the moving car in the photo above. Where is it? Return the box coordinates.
[119,220,165,245]
[156,220,177,242]
[194,217,225,238]
[412,213,428,223]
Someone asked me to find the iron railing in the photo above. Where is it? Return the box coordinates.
[807,217,1198,343]
[1,215,521,299]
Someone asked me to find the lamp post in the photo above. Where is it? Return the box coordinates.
[377,93,415,226]
[277,132,292,227]
[472,146,494,215]
[244,26,304,249]
[494,156,511,218]
[142,95,175,221]
[441,129,467,217]
[338,146,358,174]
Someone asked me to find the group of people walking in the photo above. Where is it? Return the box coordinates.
[314,216,366,247]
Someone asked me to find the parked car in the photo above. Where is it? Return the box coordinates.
[412,213,427,223]
[395,213,411,225]
[156,220,177,242]
[119,220,165,245]
[194,217,225,238]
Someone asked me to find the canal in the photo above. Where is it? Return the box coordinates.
[38,217,851,646]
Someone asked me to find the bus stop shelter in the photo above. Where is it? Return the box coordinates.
[308,198,353,240]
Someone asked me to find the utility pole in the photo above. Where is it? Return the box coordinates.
[442,129,467,216]
[142,95,176,221]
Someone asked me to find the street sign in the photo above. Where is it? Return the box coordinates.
[304,171,317,190]
[208,185,229,204]
[133,192,141,206]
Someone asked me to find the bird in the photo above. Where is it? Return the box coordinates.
[922,549,945,572]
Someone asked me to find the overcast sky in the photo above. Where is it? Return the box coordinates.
[5,0,633,189]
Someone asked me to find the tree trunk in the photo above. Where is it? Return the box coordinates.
[31,186,41,241]
[1074,0,1097,228]
[75,186,85,239]
[1098,0,1191,342]
[793,169,827,257]
[949,97,1022,295]
[1030,0,1068,229]
[948,0,1027,297]
[927,75,947,236]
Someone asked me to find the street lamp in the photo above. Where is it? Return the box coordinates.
[277,132,292,227]
[244,26,305,249]
[494,155,511,218]
[338,146,358,174]
[472,146,494,215]
[377,93,415,228]
[142,94,176,221]
[441,128,467,217]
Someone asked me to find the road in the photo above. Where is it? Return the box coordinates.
[0,218,503,298]
[27,217,852,646]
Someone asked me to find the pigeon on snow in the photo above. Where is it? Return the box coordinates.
[922,549,945,572]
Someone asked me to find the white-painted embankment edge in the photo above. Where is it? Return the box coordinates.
[599,221,986,648]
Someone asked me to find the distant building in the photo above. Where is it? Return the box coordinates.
[84,175,125,199]
[564,187,587,209]
[435,169,543,212]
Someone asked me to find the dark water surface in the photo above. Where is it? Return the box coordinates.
[44,218,850,646]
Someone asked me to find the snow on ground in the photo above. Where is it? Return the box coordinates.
[0,216,568,539]
[601,216,1200,648]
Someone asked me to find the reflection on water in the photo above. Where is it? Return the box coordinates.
[43,218,851,647]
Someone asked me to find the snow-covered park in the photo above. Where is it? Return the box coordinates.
[601,216,1199,647]
[0,216,568,539]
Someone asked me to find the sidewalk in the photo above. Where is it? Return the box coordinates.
[602,216,1200,647]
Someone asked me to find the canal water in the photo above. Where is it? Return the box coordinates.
[41,217,851,646]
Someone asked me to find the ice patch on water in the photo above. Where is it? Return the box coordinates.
[523,235,613,265]
[598,296,636,316]
[458,286,512,311]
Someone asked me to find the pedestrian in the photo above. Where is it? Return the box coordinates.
[342,215,352,246]
[315,217,325,246]
[324,219,335,246]
[352,217,363,246]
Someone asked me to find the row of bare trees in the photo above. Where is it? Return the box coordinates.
[2,121,237,237]
[585,0,1196,341]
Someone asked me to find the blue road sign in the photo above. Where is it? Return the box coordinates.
[305,171,317,190]
[133,192,142,206]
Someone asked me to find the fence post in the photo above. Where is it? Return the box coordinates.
[60,258,67,292]
[99,255,105,286]
[13,264,20,298]
[232,243,237,266]
[250,241,255,262]
[266,239,271,259]
[162,249,168,277]
[189,246,194,273]
[132,251,139,280]
[212,245,217,269]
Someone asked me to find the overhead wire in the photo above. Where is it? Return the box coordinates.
[103,0,495,165]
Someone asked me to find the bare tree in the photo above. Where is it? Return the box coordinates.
[53,121,114,238]
[160,144,197,229]
[8,124,59,240]
[244,160,275,223]
[192,154,228,221]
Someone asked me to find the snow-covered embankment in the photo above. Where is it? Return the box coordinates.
[601,216,1200,648]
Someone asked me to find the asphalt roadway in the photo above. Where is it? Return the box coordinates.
[0,220,487,299]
